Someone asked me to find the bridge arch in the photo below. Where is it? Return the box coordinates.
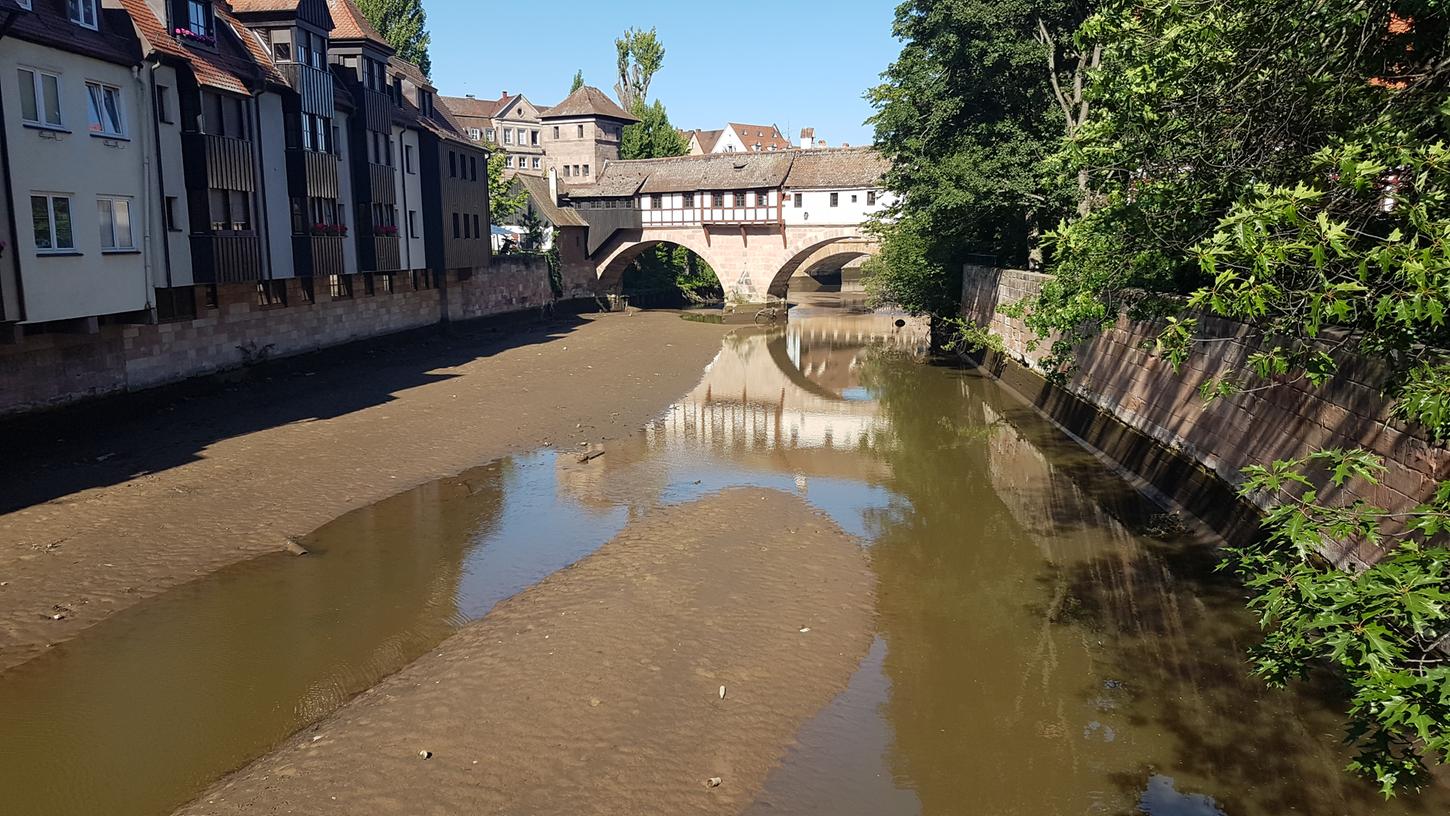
[765,235,880,298]
[593,230,732,295]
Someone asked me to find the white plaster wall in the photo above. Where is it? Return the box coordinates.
[148,64,194,288]
[258,92,291,278]
[713,127,747,153]
[395,126,426,270]
[335,109,358,274]
[1,41,150,322]
[783,188,895,226]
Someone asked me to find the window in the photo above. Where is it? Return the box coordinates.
[404,144,415,174]
[378,272,394,294]
[452,212,460,239]
[515,128,525,145]
[200,91,248,139]
[32,194,76,253]
[329,274,353,299]
[468,128,481,141]
[164,196,181,231]
[485,127,495,142]
[210,189,252,231]
[256,280,287,307]
[503,129,513,145]
[472,214,481,238]
[712,192,724,207]
[682,192,695,207]
[582,164,590,177]
[530,130,539,146]
[851,194,858,203]
[449,151,457,177]
[87,82,124,137]
[156,85,173,123]
[650,194,663,209]
[68,0,97,29]
[470,157,478,182]
[756,191,769,206]
[563,165,571,177]
[552,126,559,139]
[97,197,134,251]
[186,1,213,39]
[363,274,375,296]
[408,210,419,238]
[531,157,540,169]
[830,192,840,207]
[577,124,586,138]
[462,215,470,239]
[18,68,63,128]
[733,192,746,207]
[794,193,803,207]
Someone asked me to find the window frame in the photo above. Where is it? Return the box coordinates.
[68,0,98,30]
[86,80,126,138]
[97,196,136,252]
[31,193,76,254]
[829,192,840,207]
[18,68,64,129]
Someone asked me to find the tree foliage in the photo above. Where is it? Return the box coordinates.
[354,0,432,77]
[613,27,664,111]
[620,99,687,161]
[487,151,526,226]
[570,69,585,93]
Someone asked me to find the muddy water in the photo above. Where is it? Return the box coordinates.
[3,298,1448,815]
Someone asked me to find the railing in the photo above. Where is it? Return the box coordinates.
[190,234,262,284]
[367,162,396,204]
[182,133,255,192]
[286,148,340,199]
[293,235,346,279]
[372,235,402,272]
[276,63,335,116]
[361,89,394,133]
[641,206,782,226]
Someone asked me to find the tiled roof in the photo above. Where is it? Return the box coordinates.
[121,0,278,94]
[562,163,651,198]
[516,175,589,228]
[8,1,141,67]
[539,86,638,123]
[783,148,889,189]
[728,123,792,152]
[326,0,390,48]
[228,0,301,11]
[442,94,511,119]
[688,129,724,152]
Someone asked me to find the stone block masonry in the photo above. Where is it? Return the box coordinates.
[1,258,555,417]
[962,265,1450,566]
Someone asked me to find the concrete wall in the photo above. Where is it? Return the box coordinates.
[258,93,292,279]
[1,40,152,322]
[962,265,1450,564]
[394,126,425,271]
[783,188,894,226]
[148,64,194,289]
[0,256,553,416]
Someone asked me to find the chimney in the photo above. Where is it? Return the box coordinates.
[465,94,475,99]
[547,167,559,206]
[501,90,509,97]
[800,127,815,150]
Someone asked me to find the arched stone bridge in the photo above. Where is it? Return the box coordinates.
[550,149,892,302]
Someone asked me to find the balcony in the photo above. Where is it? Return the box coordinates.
[276,63,335,116]
[360,88,394,133]
[293,235,346,279]
[366,162,396,204]
[191,234,263,284]
[182,133,255,192]
[286,148,340,199]
[372,235,402,272]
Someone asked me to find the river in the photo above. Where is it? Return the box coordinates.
[1,296,1446,815]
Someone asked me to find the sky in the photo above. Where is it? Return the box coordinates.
[427,0,901,147]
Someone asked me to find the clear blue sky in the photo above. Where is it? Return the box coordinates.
[427,0,900,147]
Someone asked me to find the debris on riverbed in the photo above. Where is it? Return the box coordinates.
[577,447,606,464]
[718,685,726,700]
[283,537,310,557]
[418,750,432,760]
[705,777,722,789]
[799,627,811,633]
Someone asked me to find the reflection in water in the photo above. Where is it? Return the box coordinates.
[3,299,1448,815]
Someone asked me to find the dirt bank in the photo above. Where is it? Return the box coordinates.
[0,311,729,672]
[176,488,876,816]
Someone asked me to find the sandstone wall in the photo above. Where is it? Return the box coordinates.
[962,265,1450,564]
[1,258,554,417]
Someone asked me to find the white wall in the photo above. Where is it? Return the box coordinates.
[335,109,358,275]
[1,41,151,322]
[713,126,747,153]
[783,188,895,226]
[148,64,194,288]
[394,126,426,270]
[638,189,781,225]
[258,93,292,278]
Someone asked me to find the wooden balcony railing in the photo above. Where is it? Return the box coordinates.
[190,234,262,284]
[372,235,402,272]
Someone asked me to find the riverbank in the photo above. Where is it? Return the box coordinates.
[175,488,876,815]
[0,311,730,672]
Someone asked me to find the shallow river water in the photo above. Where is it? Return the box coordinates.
[2,299,1448,815]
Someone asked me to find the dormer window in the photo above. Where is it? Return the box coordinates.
[68,0,98,30]
[419,92,433,117]
[175,1,216,45]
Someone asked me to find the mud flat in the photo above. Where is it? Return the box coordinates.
[175,488,875,815]
[0,311,728,671]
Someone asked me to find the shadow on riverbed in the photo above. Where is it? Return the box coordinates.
[0,312,592,514]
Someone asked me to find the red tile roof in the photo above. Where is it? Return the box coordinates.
[539,86,638,123]
[326,0,389,48]
[442,94,513,119]
[728,123,791,152]
[8,0,141,67]
[121,0,278,94]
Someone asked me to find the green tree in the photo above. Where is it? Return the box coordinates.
[613,27,664,111]
[354,0,432,77]
[620,100,687,161]
[486,151,526,227]
[570,69,585,93]
[865,0,1098,316]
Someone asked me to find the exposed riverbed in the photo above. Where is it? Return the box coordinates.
[3,297,1448,815]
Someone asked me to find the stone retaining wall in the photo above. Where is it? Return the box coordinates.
[962,264,1450,564]
[1,257,555,417]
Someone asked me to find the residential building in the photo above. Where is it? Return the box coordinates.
[782,148,894,225]
[0,0,150,327]
[539,85,637,183]
[444,91,546,175]
[686,122,791,155]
